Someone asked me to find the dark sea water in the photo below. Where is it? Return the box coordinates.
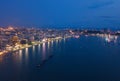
[0,36,120,81]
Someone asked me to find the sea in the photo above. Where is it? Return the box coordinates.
[0,35,120,81]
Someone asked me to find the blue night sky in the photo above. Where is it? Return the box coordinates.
[0,0,120,28]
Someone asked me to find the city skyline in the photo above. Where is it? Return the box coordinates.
[0,0,120,28]
[1,1,120,81]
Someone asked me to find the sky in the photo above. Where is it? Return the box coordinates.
[0,0,120,28]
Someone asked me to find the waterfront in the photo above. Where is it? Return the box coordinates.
[1,27,120,56]
[0,36,120,81]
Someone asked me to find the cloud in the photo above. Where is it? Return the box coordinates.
[88,1,114,9]
[100,16,114,19]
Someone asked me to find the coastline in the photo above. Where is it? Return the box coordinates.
[0,36,71,56]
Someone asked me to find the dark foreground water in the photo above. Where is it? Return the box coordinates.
[0,36,120,81]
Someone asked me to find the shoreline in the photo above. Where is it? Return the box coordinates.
[0,36,71,56]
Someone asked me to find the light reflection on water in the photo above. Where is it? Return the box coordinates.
[0,38,72,64]
[25,48,28,57]
[0,57,3,63]
[56,39,58,44]
[13,36,120,66]
[51,40,54,48]
[38,44,41,53]
[32,45,35,53]
[18,50,23,61]
[16,49,23,67]
[32,45,36,58]
[1,36,120,81]
[98,34,119,43]
[63,38,66,43]
[42,43,46,61]
[25,48,28,64]
[55,39,59,48]
[0,36,120,64]
[47,42,50,50]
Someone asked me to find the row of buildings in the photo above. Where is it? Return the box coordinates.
[0,26,120,52]
[0,27,72,52]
